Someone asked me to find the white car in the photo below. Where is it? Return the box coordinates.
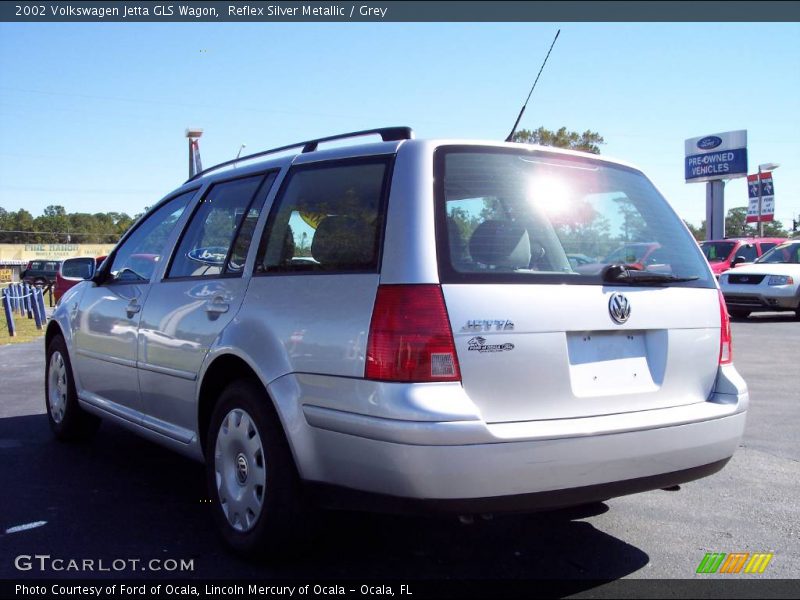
[720,240,800,319]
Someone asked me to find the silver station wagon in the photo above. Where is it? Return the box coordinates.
[45,127,748,556]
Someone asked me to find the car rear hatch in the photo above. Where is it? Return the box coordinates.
[435,147,721,423]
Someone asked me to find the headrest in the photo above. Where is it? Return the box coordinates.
[311,216,375,266]
[468,220,531,269]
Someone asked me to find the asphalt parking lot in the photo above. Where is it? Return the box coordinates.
[0,314,798,592]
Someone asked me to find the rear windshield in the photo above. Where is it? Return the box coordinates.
[700,241,736,262]
[435,147,714,288]
[30,261,59,272]
[62,258,95,279]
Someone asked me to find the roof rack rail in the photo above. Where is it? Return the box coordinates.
[185,126,414,183]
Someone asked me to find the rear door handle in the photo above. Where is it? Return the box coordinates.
[205,297,229,315]
[126,299,141,316]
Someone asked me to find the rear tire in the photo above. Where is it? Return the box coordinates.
[729,309,751,319]
[206,379,309,558]
[45,335,101,441]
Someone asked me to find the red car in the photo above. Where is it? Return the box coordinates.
[54,256,106,302]
[700,238,787,277]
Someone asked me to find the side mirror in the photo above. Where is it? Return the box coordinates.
[732,255,747,266]
[82,263,96,280]
[91,256,111,284]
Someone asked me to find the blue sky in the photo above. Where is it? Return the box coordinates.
[1,22,798,230]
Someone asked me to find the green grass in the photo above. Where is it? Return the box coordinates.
[0,311,46,345]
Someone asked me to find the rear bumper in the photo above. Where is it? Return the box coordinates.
[298,411,745,501]
[307,458,731,515]
[269,366,747,505]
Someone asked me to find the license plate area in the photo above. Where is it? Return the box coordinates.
[566,330,659,397]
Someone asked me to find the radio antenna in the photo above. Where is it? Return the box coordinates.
[504,29,561,143]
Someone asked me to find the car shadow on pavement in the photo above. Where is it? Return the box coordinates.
[0,413,649,591]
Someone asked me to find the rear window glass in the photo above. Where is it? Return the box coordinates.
[256,158,389,274]
[62,258,94,279]
[167,175,266,279]
[436,148,714,288]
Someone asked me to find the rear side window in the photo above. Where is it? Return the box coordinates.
[168,175,266,279]
[256,158,390,274]
[436,147,714,288]
[62,258,94,279]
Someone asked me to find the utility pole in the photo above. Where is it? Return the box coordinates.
[186,128,203,178]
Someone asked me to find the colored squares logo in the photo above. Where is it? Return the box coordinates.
[697,552,773,574]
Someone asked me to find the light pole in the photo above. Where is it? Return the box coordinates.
[756,162,780,237]
[186,128,203,178]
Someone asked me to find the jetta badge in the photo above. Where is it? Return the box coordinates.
[608,293,631,324]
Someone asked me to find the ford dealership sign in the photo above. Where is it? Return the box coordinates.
[685,130,747,183]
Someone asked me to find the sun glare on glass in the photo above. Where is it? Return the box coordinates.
[527,175,573,216]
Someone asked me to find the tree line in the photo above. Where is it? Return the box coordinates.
[0,205,138,244]
[683,207,790,241]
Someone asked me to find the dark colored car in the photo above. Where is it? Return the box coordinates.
[700,238,787,277]
[21,260,62,287]
[54,256,106,302]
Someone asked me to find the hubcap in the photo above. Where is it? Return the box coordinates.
[47,351,68,424]
[214,408,266,532]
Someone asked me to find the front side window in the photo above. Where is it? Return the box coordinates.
[109,191,194,283]
[256,159,389,274]
[436,148,714,288]
[735,244,757,263]
[168,175,265,279]
[757,242,800,264]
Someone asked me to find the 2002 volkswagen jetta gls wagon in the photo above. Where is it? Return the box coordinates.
[45,127,748,556]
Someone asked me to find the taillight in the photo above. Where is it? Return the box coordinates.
[718,289,732,365]
[365,285,461,382]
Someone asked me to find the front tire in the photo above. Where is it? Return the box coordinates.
[206,379,308,558]
[45,335,100,441]
[729,308,751,319]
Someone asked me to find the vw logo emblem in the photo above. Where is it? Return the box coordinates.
[609,293,631,324]
[235,453,249,484]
